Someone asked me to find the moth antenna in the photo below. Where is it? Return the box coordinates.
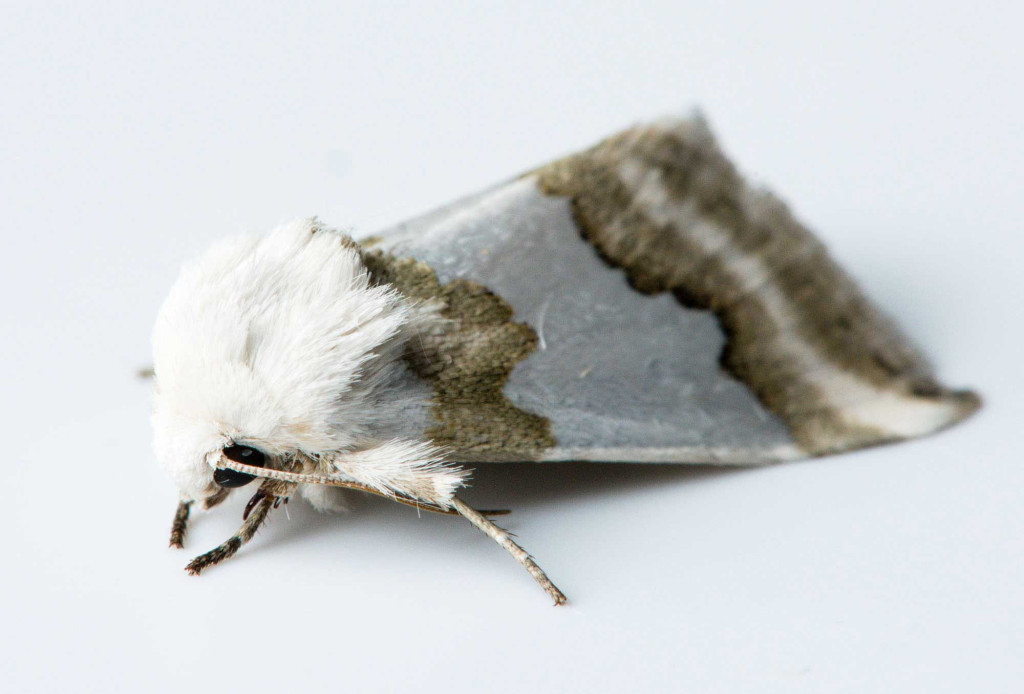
[215,455,507,516]
[213,457,323,485]
[216,454,432,506]
[450,497,567,606]
[213,441,467,507]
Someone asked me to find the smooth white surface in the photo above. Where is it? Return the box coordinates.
[1,2,1020,692]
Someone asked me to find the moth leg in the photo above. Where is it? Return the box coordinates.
[169,487,230,549]
[169,501,192,548]
[201,486,230,510]
[451,497,567,606]
[184,490,276,576]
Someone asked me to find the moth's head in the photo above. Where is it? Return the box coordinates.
[148,314,304,502]
[150,219,425,504]
[150,404,277,503]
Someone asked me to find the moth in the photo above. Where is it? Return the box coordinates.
[152,115,980,605]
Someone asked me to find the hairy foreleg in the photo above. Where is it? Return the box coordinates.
[184,490,276,575]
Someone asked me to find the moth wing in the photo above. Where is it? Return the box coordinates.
[364,115,979,465]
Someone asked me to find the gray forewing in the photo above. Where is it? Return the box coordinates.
[367,177,801,464]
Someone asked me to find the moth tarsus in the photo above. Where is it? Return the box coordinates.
[184,492,276,575]
[168,500,192,549]
[185,539,241,576]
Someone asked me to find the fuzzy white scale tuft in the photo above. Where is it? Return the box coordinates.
[151,219,466,505]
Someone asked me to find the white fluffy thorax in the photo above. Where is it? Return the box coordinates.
[151,219,443,502]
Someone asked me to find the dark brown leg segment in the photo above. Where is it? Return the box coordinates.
[184,492,275,575]
[169,501,193,549]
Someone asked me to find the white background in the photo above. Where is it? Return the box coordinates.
[2,2,1021,692]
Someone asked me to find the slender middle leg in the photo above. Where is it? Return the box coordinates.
[185,492,275,575]
[168,486,230,549]
[451,496,567,605]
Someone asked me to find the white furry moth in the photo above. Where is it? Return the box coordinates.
[152,114,979,605]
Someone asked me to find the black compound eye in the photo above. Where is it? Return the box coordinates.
[214,445,267,488]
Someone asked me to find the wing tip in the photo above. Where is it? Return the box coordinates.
[938,387,983,428]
